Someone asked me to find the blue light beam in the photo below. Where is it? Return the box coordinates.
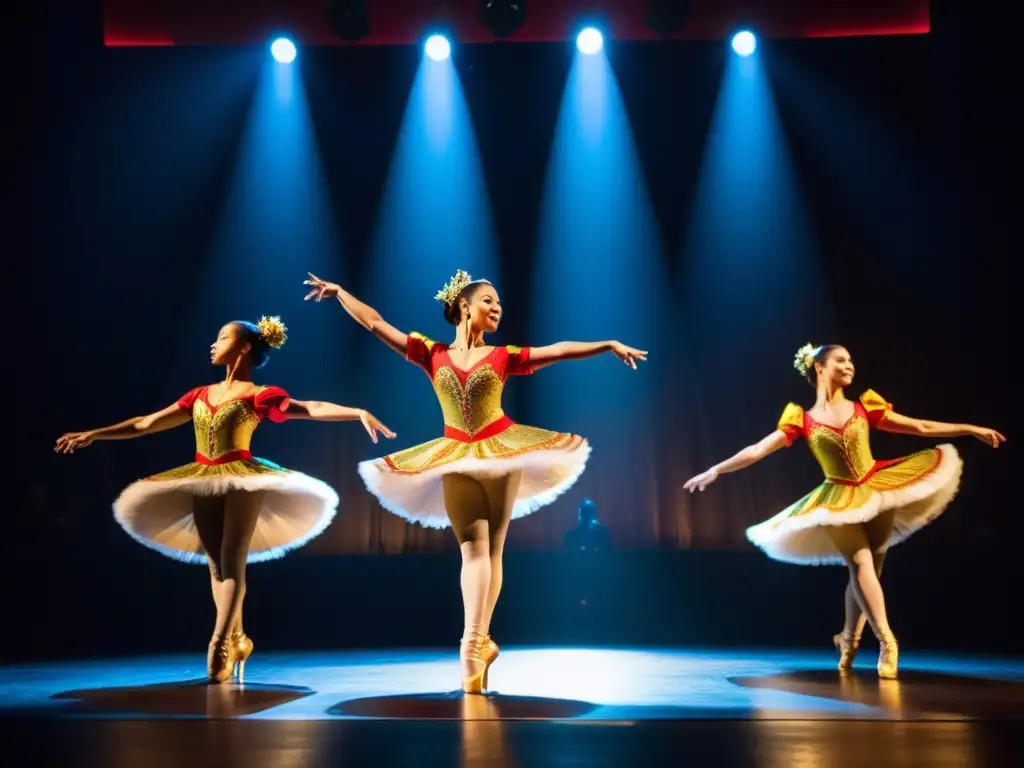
[362,55,500,447]
[679,49,835,475]
[681,52,832,347]
[528,48,671,522]
[186,56,344,399]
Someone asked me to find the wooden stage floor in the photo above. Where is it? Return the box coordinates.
[2,647,1022,766]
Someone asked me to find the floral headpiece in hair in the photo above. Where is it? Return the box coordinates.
[793,343,820,377]
[434,269,472,306]
[257,315,288,349]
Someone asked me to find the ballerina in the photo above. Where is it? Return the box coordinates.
[56,316,395,682]
[684,343,1004,678]
[304,269,646,692]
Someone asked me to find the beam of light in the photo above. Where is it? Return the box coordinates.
[528,48,670,537]
[270,37,297,64]
[362,54,499,455]
[576,27,603,55]
[731,30,756,57]
[182,55,344,413]
[678,47,835,514]
[424,34,452,61]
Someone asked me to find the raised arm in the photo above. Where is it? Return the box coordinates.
[876,411,1006,447]
[529,340,647,370]
[304,273,407,357]
[55,402,191,454]
[858,389,1005,448]
[286,399,397,444]
[683,431,790,492]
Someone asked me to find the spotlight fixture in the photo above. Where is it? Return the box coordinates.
[425,34,452,61]
[325,0,371,44]
[479,1,527,39]
[731,30,756,56]
[576,27,603,55]
[270,38,297,64]
[644,0,693,39]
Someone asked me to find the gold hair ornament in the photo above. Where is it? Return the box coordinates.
[434,269,473,306]
[793,343,819,377]
[257,316,288,349]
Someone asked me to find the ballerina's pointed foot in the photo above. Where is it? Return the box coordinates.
[461,633,493,694]
[833,630,861,673]
[876,628,899,680]
[231,632,254,681]
[207,634,240,684]
[481,635,499,690]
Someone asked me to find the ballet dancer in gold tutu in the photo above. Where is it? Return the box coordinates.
[304,269,646,693]
[684,343,1004,678]
[56,316,395,682]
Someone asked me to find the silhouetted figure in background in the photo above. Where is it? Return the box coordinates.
[562,499,612,640]
[564,499,611,553]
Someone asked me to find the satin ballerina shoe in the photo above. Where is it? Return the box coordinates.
[481,635,499,690]
[876,627,899,680]
[833,629,861,673]
[460,634,490,695]
[231,632,254,681]
[207,634,240,684]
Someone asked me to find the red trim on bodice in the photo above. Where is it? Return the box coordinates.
[826,457,901,486]
[441,347,502,383]
[444,415,514,443]
[195,449,253,466]
[194,448,252,466]
[803,402,865,436]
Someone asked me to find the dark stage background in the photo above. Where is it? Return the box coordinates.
[17,7,1015,660]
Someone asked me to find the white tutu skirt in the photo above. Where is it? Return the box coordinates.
[113,457,338,564]
[745,444,962,566]
[358,424,591,529]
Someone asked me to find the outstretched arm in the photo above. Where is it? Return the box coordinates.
[529,340,647,371]
[55,403,191,454]
[286,399,397,444]
[876,411,1005,447]
[683,431,789,492]
[304,273,407,357]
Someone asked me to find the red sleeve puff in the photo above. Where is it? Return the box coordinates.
[254,386,291,423]
[406,332,437,375]
[177,387,205,414]
[860,389,892,428]
[505,346,534,377]
[777,403,805,447]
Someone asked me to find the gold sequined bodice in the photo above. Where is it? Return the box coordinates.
[192,399,261,460]
[433,365,507,437]
[807,414,876,482]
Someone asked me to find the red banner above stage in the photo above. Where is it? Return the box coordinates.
[103,1,930,47]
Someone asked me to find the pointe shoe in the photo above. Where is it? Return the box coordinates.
[207,634,240,684]
[460,634,489,695]
[833,630,861,673]
[231,632,254,680]
[876,628,899,680]
[481,636,499,690]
